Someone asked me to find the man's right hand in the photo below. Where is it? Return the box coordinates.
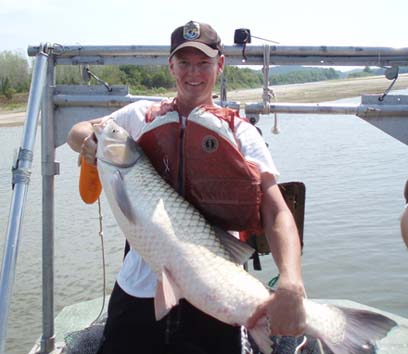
[67,118,103,164]
[80,132,98,166]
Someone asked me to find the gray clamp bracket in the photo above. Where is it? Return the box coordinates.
[11,148,33,189]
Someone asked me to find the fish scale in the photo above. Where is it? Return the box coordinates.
[94,119,397,354]
[98,139,270,318]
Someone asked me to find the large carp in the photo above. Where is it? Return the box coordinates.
[93,118,396,354]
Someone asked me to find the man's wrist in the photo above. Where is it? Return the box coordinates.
[276,280,305,297]
[276,286,305,298]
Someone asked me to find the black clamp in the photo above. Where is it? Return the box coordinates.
[234,28,251,63]
[379,66,399,102]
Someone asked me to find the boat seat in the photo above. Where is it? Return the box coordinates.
[246,181,305,270]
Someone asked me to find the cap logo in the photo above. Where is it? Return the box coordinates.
[183,21,200,40]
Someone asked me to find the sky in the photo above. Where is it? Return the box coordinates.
[0,0,407,58]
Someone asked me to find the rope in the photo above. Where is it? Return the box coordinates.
[90,197,107,325]
[261,45,280,135]
[294,335,308,354]
[240,326,254,354]
[270,89,280,135]
[251,35,280,44]
[63,198,107,353]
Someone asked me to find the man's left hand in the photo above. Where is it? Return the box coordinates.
[246,286,306,336]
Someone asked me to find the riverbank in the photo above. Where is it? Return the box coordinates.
[0,111,27,127]
[227,73,408,103]
[1,74,408,127]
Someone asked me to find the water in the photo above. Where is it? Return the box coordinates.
[1,92,408,353]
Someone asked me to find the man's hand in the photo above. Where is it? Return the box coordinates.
[246,286,306,336]
[80,132,98,166]
[146,98,175,121]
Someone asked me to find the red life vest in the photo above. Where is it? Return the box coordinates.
[138,102,262,232]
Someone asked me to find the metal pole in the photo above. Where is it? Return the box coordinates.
[0,46,49,354]
[27,44,408,67]
[246,102,359,115]
[244,102,408,117]
[40,54,58,354]
[27,44,408,58]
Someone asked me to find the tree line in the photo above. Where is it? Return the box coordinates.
[55,63,265,94]
[0,51,31,98]
[268,67,340,85]
[0,51,265,98]
[4,49,403,100]
[347,66,408,78]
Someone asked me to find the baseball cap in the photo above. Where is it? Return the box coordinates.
[170,21,223,58]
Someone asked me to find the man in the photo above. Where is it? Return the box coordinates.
[67,20,305,354]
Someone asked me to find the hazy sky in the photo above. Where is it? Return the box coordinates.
[1,0,407,55]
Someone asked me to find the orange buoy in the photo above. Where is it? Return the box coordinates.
[79,156,102,204]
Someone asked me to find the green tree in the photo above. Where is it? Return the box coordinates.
[347,67,374,78]
[56,65,127,86]
[0,50,31,94]
[0,77,15,99]
[269,68,339,85]
[56,65,82,84]
[221,66,262,90]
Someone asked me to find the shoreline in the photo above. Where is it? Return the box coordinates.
[1,74,408,127]
[227,73,408,103]
[0,111,28,127]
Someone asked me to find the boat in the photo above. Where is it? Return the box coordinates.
[1,34,408,354]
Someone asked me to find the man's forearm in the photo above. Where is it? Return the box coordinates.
[265,209,304,293]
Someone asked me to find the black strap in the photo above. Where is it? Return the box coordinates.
[124,240,130,259]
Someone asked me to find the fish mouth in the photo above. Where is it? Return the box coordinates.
[92,121,105,138]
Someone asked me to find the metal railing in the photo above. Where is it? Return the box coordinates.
[0,45,49,354]
[27,44,408,67]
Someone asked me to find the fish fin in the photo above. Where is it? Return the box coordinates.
[214,226,255,264]
[248,316,273,354]
[154,267,182,321]
[310,306,398,354]
[110,170,136,224]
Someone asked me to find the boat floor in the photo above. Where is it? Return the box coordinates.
[29,297,408,353]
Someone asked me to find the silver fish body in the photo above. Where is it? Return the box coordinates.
[94,119,396,354]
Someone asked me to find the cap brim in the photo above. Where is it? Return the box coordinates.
[170,42,219,58]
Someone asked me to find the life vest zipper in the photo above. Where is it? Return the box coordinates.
[177,114,187,196]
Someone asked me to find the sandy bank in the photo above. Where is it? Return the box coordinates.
[227,73,408,103]
[1,74,408,127]
[0,111,27,127]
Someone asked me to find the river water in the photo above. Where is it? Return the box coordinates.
[1,91,407,353]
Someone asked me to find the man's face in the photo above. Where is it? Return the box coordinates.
[169,47,224,107]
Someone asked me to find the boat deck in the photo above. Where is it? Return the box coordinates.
[28,297,408,354]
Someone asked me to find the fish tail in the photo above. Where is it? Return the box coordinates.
[315,306,397,354]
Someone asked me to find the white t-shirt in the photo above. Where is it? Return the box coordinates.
[108,100,279,298]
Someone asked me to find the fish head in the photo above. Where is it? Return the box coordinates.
[93,118,141,167]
